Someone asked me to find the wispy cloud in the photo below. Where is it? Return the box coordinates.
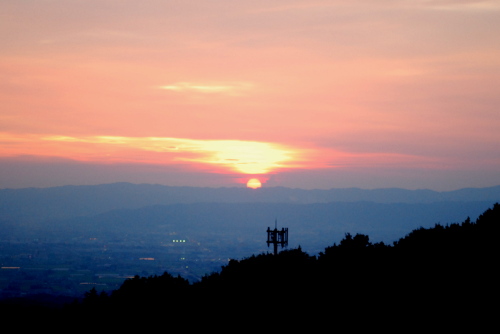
[159,82,253,96]
[417,0,500,11]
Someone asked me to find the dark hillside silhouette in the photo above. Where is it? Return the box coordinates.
[2,203,498,329]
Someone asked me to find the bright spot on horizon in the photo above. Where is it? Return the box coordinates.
[247,178,262,189]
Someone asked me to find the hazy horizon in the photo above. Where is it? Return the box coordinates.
[3,178,500,192]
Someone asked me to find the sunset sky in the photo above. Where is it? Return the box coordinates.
[1,1,500,190]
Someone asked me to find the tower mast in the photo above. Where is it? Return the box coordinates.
[266,220,288,255]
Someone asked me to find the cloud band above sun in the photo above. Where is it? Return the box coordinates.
[0,131,469,182]
[1,134,299,175]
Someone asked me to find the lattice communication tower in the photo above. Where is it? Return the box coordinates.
[266,220,288,255]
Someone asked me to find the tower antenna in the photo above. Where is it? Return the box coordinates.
[266,220,288,256]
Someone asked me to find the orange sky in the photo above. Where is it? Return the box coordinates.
[1,1,500,190]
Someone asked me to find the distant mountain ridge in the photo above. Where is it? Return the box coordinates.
[1,182,500,222]
[41,200,496,252]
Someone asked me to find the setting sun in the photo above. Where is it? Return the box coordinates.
[246,178,262,189]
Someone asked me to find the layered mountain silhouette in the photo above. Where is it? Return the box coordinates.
[1,183,499,256]
[2,182,500,221]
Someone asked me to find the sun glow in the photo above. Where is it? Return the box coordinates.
[246,178,262,189]
[31,134,297,174]
[179,139,294,174]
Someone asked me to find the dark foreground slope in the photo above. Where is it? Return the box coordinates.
[3,203,499,330]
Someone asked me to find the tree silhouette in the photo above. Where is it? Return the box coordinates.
[13,202,499,329]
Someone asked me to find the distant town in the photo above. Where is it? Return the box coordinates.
[0,232,261,299]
